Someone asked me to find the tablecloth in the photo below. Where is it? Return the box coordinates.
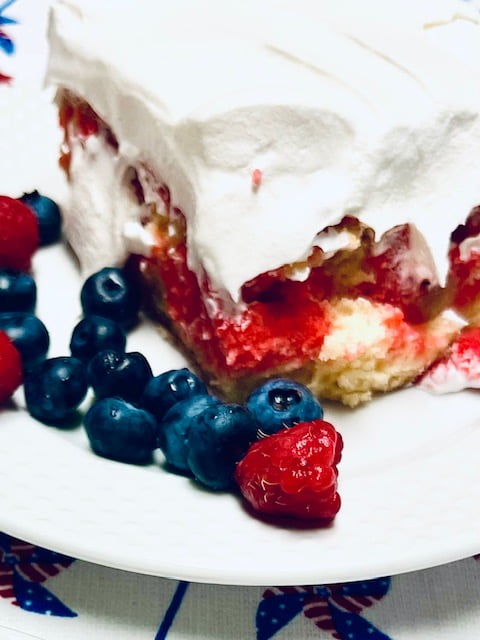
[1,536,480,640]
[2,2,480,639]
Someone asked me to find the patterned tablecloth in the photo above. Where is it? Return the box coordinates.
[0,536,480,640]
[1,2,480,638]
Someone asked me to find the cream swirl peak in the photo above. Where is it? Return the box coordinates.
[46,0,480,302]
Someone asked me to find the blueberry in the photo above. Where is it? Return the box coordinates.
[0,312,49,370]
[19,190,62,246]
[246,378,323,436]
[187,403,258,490]
[158,394,218,473]
[24,356,88,424]
[87,348,152,404]
[0,269,36,312]
[80,267,141,329]
[140,367,208,422]
[70,315,126,364]
[84,397,157,464]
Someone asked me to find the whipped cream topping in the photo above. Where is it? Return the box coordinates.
[418,327,480,393]
[64,135,149,270]
[419,360,480,394]
[46,0,480,302]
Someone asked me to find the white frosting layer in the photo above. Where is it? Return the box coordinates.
[46,0,480,302]
[418,328,480,393]
[419,361,480,393]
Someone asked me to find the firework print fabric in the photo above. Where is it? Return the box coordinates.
[1,533,480,640]
[256,580,392,640]
[0,0,16,83]
[0,533,76,617]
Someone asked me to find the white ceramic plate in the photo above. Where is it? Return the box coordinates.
[0,1,480,586]
[1,244,479,586]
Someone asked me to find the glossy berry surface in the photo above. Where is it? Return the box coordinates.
[140,367,208,422]
[87,348,152,404]
[70,315,126,364]
[235,419,343,521]
[0,330,22,404]
[0,312,49,370]
[80,267,142,329]
[0,269,36,312]
[0,195,39,271]
[187,403,258,490]
[157,394,217,472]
[84,397,157,464]
[24,356,88,424]
[246,378,323,436]
[19,190,62,246]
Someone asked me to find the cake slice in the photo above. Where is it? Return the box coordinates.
[45,0,480,406]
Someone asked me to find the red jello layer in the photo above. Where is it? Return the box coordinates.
[141,238,332,376]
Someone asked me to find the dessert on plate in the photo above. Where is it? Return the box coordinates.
[45,0,480,406]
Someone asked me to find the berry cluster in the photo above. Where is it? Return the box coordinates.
[0,193,59,403]
[0,191,343,524]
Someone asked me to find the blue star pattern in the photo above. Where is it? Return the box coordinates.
[256,591,309,638]
[0,0,16,26]
[257,578,392,640]
[327,600,391,640]
[0,533,77,617]
[0,29,13,55]
[0,0,16,82]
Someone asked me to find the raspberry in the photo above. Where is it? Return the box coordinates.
[235,419,343,522]
[0,330,22,405]
[0,196,39,271]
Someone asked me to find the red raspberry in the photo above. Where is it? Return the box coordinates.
[235,419,343,522]
[0,330,22,405]
[0,195,39,271]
